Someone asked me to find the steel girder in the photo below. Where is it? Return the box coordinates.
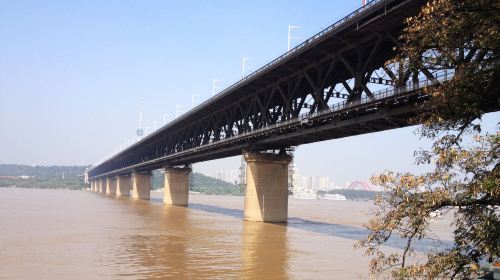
[88,0,433,178]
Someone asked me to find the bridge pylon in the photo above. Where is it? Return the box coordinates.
[163,165,192,206]
[131,172,152,200]
[116,175,131,197]
[243,152,292,223]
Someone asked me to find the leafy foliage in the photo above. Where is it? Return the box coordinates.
[151,171,243,195]
[190,173,243,196]
[357,0,500,278]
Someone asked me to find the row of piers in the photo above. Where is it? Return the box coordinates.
[89,152,292,222]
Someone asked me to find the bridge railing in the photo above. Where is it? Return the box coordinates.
[192,70,453,150]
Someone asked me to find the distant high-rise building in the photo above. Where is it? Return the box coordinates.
[292,167,301,190]
[319,177,329,189]
[216,171,225,181]
[301,177,309,190]
[238,155,246,187]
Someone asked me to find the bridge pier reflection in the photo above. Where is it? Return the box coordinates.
[131,172,152,200]
[244,152,292,223]
[163,166,192,206]
[241,221,289,279]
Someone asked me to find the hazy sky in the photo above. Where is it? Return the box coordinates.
[1,1,498,185]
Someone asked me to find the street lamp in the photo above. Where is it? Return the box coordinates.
[192,94,200,107]
[212,78,221,97]
[242,57,251,78]
[163,113,171,124]
[175,105,184,118]
[288,24,302,51]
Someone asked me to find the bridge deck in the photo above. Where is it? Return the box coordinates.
[91,72,453,178]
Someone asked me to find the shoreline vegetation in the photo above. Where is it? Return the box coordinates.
[0,164,382,200]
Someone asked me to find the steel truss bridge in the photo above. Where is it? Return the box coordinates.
[88,0,475,179]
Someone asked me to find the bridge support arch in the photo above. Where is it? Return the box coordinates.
[131,172,152,200]
[116,175,131,197]
[106,177,117,196]
[163,166,192,206]
[243,152,292,223]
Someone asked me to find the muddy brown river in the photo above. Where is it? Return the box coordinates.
[0,188,452,279]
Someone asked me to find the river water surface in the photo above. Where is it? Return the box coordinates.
[0,188,452,279]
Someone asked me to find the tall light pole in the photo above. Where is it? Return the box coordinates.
[175,105,184,118]
[242,57,251,78]
[288,24,301,51]
[212,79,221,97]
[163,113,170,124]
[192,94,200,107]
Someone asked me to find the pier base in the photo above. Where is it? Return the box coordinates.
[163,166,192,206]
[116,175,131,197]
[106,177,116,196]
[131,172,152,200]
[243,152,292,223]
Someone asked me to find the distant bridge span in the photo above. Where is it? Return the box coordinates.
[87,0,496,222]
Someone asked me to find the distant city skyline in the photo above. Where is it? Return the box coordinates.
[0,1,498,184]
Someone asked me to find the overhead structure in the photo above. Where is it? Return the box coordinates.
[89,0,433,179]
[87,0,498,222]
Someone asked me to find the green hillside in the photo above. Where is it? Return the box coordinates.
[0,164,242,195]
[151,170,243,196]
[0,164,87,189]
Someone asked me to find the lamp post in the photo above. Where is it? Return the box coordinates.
[288,24,301,51]
[175,105,184,118]
[192,94,200,107]
[212,79,221,97]
[163,113,170,124]
[242,57,251,78]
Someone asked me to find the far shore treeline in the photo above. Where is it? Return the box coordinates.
[0,164,87,189]
[0,164,244,195]
[0,164,382,200]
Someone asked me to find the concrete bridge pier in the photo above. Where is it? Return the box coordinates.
[106,177,116,196]
[243,152,292,223]
[89,180,94,191]
[116,175,131,197]
[99,178,106,193]
[163,166,192,206]
[131,172,152,200]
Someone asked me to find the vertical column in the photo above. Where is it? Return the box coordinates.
[116,175,131,197]
[90,180,94,191]
[106,177,117,196]
[99,178,105,193]
[131,172,152,200]
[163,166,192,206]
[243,152,292,223]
